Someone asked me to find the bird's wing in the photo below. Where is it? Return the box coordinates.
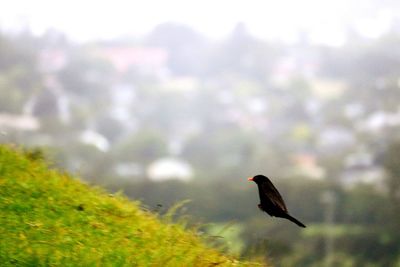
[261,180,288,212]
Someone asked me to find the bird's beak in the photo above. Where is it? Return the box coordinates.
[247,177,254,181]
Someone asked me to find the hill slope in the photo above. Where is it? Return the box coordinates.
[0,145,261,266]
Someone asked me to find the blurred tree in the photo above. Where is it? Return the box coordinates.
[146,22,207,75]
[95,115,125,143]
[57,49,114,106]
[341,185,389,225]
[32,88,59,117]
[383,140,400,221]
[0,33,42,113]
[113,129,168,166]
[182,126,257,180]
[206,23,281,81]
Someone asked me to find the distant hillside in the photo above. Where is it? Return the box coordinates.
[0,145,262,266]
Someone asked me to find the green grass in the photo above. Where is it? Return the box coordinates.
[0,145,262,266]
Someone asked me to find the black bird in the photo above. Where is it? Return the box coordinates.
[248,174,306,228]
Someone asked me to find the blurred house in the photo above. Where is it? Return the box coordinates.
[97,46,170,129]
[97,46,168,75]
[341,149,385,188]
[290,152,326,179]
[110,83,137,122]
[162,76,199,92]
[147,157,193,182]
[0,113,40,131]
[79,129,110,152]
[344,102,365,119]
[358,109,400,132]
[115,162,143,178]
[39,49,68,73]
[317,126,355,152]
[310,78,347,99]
[271,45,320,86]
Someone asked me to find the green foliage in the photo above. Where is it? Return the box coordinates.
[206,222,245,255]
[113,129,168,166]
[383,141,400,206]
[0,145,261,266]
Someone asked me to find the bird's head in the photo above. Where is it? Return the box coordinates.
[247,174,268,184]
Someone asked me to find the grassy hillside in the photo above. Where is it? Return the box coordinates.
[0,145,262,266]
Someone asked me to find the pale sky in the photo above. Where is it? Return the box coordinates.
[0,0,395,45]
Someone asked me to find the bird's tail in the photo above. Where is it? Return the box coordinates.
[284,214,306,228]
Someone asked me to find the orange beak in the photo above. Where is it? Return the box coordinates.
[247,177,254,181]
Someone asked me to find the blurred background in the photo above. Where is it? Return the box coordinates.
[1,0,400,266]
